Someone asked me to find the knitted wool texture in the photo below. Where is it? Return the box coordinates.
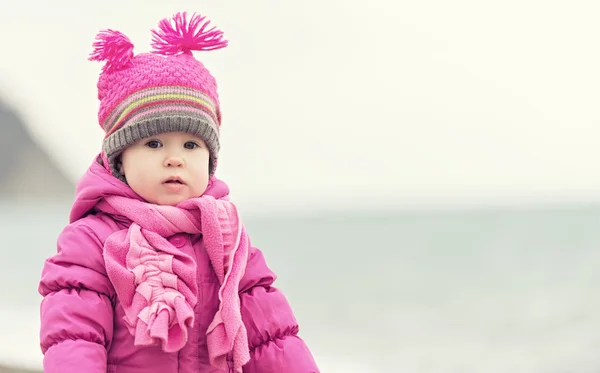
[90,12,227,180]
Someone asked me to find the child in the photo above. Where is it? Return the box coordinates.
[38,11,320,373]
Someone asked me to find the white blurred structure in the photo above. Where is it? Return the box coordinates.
[0,101,73,200]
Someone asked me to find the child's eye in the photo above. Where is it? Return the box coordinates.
[145,140,162,148]
[184,141,199,150]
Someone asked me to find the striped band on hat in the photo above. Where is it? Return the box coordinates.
[102,85,220,137]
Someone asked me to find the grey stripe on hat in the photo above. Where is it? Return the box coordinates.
[106,102,220,136]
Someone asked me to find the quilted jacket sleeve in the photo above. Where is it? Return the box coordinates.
[38,220,115,373]
[239,243,319,373]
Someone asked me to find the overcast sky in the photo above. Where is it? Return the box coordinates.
[1,0,600,213]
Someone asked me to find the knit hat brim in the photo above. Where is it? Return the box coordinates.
[102,116,219,182]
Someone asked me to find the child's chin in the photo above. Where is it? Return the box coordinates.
[153,195,187,206]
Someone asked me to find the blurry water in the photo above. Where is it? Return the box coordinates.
[2,199,600,372]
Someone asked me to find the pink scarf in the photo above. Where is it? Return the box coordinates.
[98,195,250,372]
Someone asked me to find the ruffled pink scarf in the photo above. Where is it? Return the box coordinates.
[98,194,250,372]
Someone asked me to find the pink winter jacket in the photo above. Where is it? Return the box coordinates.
[38,158,319,373]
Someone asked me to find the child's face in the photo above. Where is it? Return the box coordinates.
[119,131,211,206]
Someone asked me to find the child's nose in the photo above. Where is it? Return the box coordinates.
[164,154,184,168]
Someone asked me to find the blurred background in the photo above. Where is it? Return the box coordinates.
[2,1,600,372]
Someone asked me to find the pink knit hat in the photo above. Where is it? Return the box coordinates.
[89,12,227,181]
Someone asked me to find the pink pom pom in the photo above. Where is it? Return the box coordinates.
[151,12,228,56]
[89,30,135,72]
